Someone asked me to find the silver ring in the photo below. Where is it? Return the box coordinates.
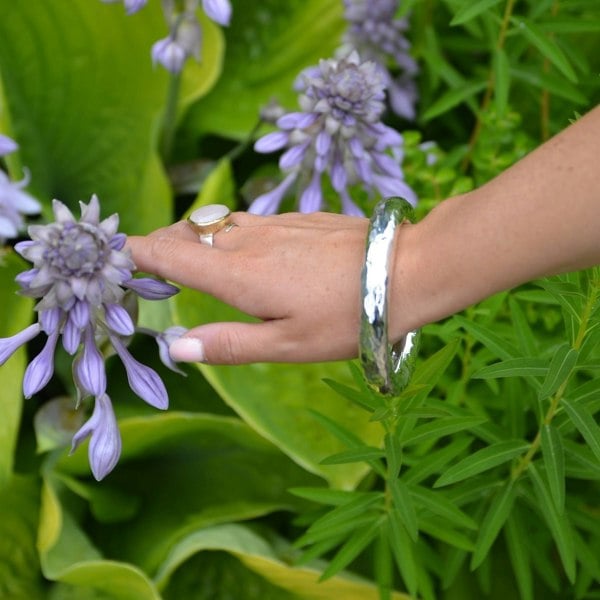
[360,197,420,396]
[187,204,236,246]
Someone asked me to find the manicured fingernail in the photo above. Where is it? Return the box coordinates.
[169,337,205,363]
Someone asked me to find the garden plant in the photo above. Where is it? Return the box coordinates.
[0,1,599,599]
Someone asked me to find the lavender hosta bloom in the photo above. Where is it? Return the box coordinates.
[0,169,41,245]
[342,0,419,120]
[202,0,231,26]
[0,134,18,156]
[102,0,147,14]
[71,394,122,481]
[250,51,416,216]
[0,194,183,479]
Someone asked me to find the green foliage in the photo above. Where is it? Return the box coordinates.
[1,1,600,599]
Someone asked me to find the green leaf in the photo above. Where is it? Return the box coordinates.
[504,509,534,600]
[403,437,473,485]
[471,480,517,569]
[153,523,412,599]
[388,512,419,599]
[418,517,475,552]
[174,285,386,489]
[421,80,487,121]
[493,47,510,116]
[57,413,320,572]
[408,485,477,530]
[450,0,503,26]
[435,440,529,487]
[473,357,548,380]
[511,17,578,82]
[320,446,385,466]
[389,479,418,542]
[0,476,44,599]
[511,66,588,104]
[508,297,538,358]
[540,424,565,513]
[0,252,33,487]
[403,417,487,446]
[528,463,576,583]
[563,439,600,479]
[319,519,382,581]
[538,344,578,401]
[289,487,366,507]
[0,0,191,232]
[184,0,345,139]
[561,398,600,464]
[411,337,461,388]
[323,378,381,413]
[454,315,519,360]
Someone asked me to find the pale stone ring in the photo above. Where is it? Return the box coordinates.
[187,204,238,246]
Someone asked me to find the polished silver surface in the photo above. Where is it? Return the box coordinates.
[360,197,420,396]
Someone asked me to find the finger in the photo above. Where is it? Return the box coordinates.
[168,320,307,365]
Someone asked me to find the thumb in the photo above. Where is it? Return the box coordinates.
[168,321,293,365]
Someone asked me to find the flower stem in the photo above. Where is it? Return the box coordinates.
[160,71,182,162]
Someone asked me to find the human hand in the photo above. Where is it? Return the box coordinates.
[127,211,370,365]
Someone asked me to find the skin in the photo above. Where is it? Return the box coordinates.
[128,104,600,365]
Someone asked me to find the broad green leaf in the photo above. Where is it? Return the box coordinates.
[56,413,320,572]
[511,18,578,82]
[528,463,576,583]
[450,0,503,26]
[471,480,517,569]
[561,398,600,463]
[493,47,510,116]
[0,252,33,487]
[184,0,345,140]
[504,509,534,600]
[408,485,477,530]
[540,424,565,512]
[173,289,384,489]
[0,476,44,599]
[403,416,487,446]
[154,523,411,599]
[435,440,529,487]
[473,357,548,380]
[421,80,487,121]
[0,0,190,233]
[538,344,578,401]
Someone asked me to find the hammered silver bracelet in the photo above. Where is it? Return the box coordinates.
[359,197,420,396]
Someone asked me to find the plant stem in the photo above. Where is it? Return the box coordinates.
[160,71,182,162]
[461,0,516,172]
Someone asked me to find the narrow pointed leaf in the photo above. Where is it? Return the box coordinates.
[528,463,576,583]
[538,344,578,401]
[320,446,385,466]
[435,440,529,487]
[493,47,510,116]
[388,512,418,598]
[471,480,517,569]
[289,488,358,507]
[323,378,380,413]
[454,315,519,360]
[389,479,418,542]
[421,81,487,121]
[505,509,534,600]
[450,0,503,25]
[540,424,565,513]
[403,437,472,485]
[409,485,477,530]
[561,398,600,463]
[403,417,487,446]
[418,517,475,551]
[473,357,548,380]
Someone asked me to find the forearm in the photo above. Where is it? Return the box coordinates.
[393,105,600,336]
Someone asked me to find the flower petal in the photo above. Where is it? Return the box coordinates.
[23,328,59,398]
[0,323,41,365]
[123,277,179,300]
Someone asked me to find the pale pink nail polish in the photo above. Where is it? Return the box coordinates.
[169,337,205,363]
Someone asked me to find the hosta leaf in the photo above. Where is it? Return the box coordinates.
[435,440,529,487]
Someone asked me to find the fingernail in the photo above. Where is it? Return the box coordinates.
[169,337,205,363]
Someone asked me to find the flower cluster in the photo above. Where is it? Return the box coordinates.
[249,52,416,216]
[103,0,232,73]
[0,134,41,246]
[0,194,184,480]
[341,0,419,120]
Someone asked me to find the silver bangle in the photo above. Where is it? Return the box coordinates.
[359,197,420,396]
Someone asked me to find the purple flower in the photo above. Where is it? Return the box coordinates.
[341,0,419,120]
[202,0,232,26]
[101,0,147,15]
[71,394,122,481]
[0,134,18,156]
[152,36,188,74]
[0,194,183,479]
[0,169,41,245]
[250,51,416,216]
